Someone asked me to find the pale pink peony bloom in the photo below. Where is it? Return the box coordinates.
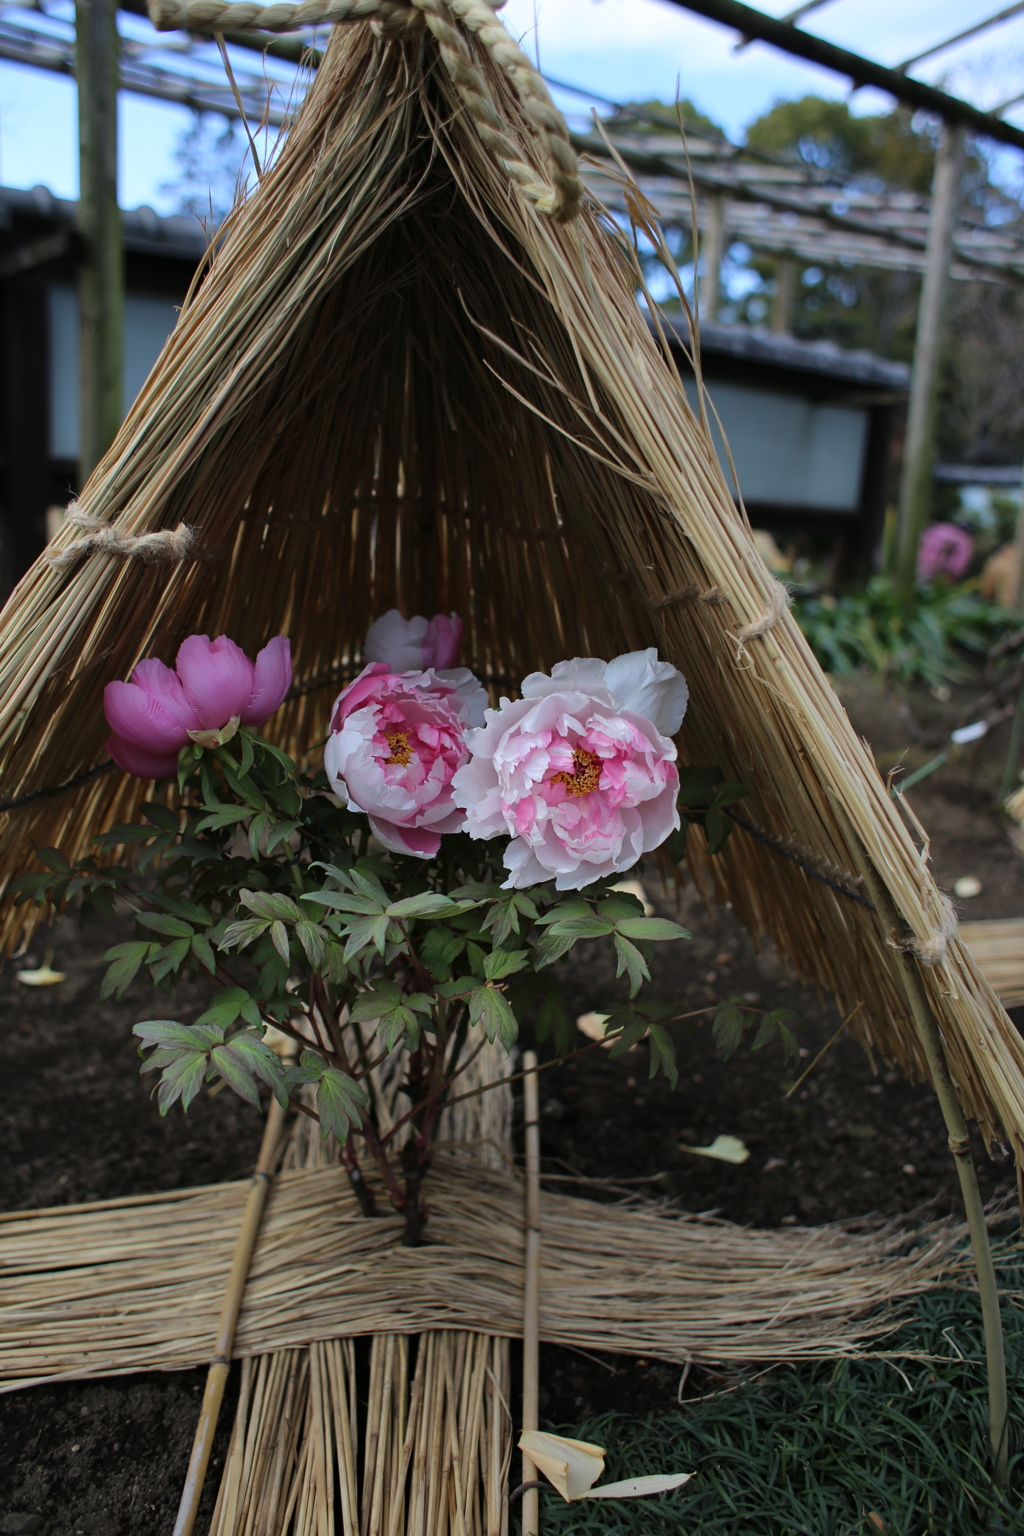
[325,663,487,858]
[364,609,462,672]
[917,522,974,583]
[104,634,292,779]
[451,650,687,890]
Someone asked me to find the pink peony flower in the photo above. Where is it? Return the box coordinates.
[917,523,974,582]
[325,663,487,858]
[451,650,688,890]
[364,609,462,672]
[104,634,292,779]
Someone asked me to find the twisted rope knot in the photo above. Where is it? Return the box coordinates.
[46,508,195,569]
[146,0,582,221]
[735,579,791,660]
[145,0,580,222]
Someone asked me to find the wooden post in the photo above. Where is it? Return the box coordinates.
[521,1050,541,1536]
[699,192,726,321]
[1011,451,1024,610]
[770,253,795,334]
[893,125,965,592]
[76,0,123,483]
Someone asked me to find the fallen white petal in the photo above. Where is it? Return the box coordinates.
[679,1134,749,1164]
[518,1430,605,1499]
[16,964,66,987]
[576,1011,612,1045]
[584,1472,694,1500]
[609,878,654,916]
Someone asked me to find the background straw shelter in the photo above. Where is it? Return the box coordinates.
[0,10,1022,1172]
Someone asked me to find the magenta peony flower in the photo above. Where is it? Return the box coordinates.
[451,651,687,890]
[324,663,487,858]
[917,523,974,582]
[364,609,462,672]
[104,634,292,779]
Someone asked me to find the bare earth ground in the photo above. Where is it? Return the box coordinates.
[1,670,1022,1532]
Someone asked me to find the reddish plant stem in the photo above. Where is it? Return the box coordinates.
[395,920,431,993]
[312,972,405,1210]
[381,1036,486,1148]
[341,1133,377,1217]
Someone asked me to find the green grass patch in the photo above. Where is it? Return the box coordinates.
[531,1255,1024,1534]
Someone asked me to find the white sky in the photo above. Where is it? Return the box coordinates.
[2,0,1024,211]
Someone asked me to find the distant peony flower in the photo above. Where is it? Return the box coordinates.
[452,650,687,890]
[104,634,292,779]
[364,609,462,672]
[917,523,974,583]
[325,663,487,858]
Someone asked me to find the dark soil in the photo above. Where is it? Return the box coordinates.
[1,670,1022,1530]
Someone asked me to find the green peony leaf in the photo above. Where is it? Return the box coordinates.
[614,917,690,943]
[483,948,530,982]
[612,934,649,997]
[468,985,518,1049]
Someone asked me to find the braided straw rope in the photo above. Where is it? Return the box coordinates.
[45,507,195,568]
[147,0,583,220]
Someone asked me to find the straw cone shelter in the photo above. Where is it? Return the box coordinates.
[0,1,1022,1172]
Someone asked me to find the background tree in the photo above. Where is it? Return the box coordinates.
[161,113,250,229]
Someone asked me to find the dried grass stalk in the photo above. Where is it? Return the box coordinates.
[200,1042,513,1534]
[0,1153,981,1391]
[0,21,1018,1158]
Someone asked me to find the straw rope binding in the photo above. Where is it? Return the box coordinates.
[45,506,196,568]
[887,889,959,968]
[147,0,583,220]
[735,577,792,658]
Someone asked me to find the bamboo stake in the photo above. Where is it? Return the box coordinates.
[75,0,124,480]
[894,124,966,590]
[851,840,1009,1489]
[521,1051,541,1536]
[172,1093,289,1536]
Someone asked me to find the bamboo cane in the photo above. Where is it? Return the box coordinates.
[521,1052,541,1536]
[172,1092,290,1536]
[846,823,1009,1490]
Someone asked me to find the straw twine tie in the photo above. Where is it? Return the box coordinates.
[45,507,195,568]
[146,0,584,222]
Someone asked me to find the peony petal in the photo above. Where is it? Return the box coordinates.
[603,650,688,737]
[104,679,193,754]
[364,610,430,671]
[241,636,292,725]
[521,658,613,702]
[518,1432,606,1502]
[434,667,488,727]
[329,664,391,729]
[367,815,440,859]
[130,658,200,732]
[176,634,255,730]
[427,613,462,669]
[106,734,180,780]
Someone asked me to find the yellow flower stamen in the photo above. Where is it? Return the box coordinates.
[385,730,413,766]
[553,746,602,797]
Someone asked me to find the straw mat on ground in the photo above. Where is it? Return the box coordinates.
[961,918,1024,1009]
[201,1033,516,1535]
[0,12,1020,1160]
[0,1154,976,1391]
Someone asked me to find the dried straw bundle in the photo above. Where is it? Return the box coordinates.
[0,1153,976,1391]
[204,1325,511,1535]
[200,1042,514,1536]
[0,14,1020,1158]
